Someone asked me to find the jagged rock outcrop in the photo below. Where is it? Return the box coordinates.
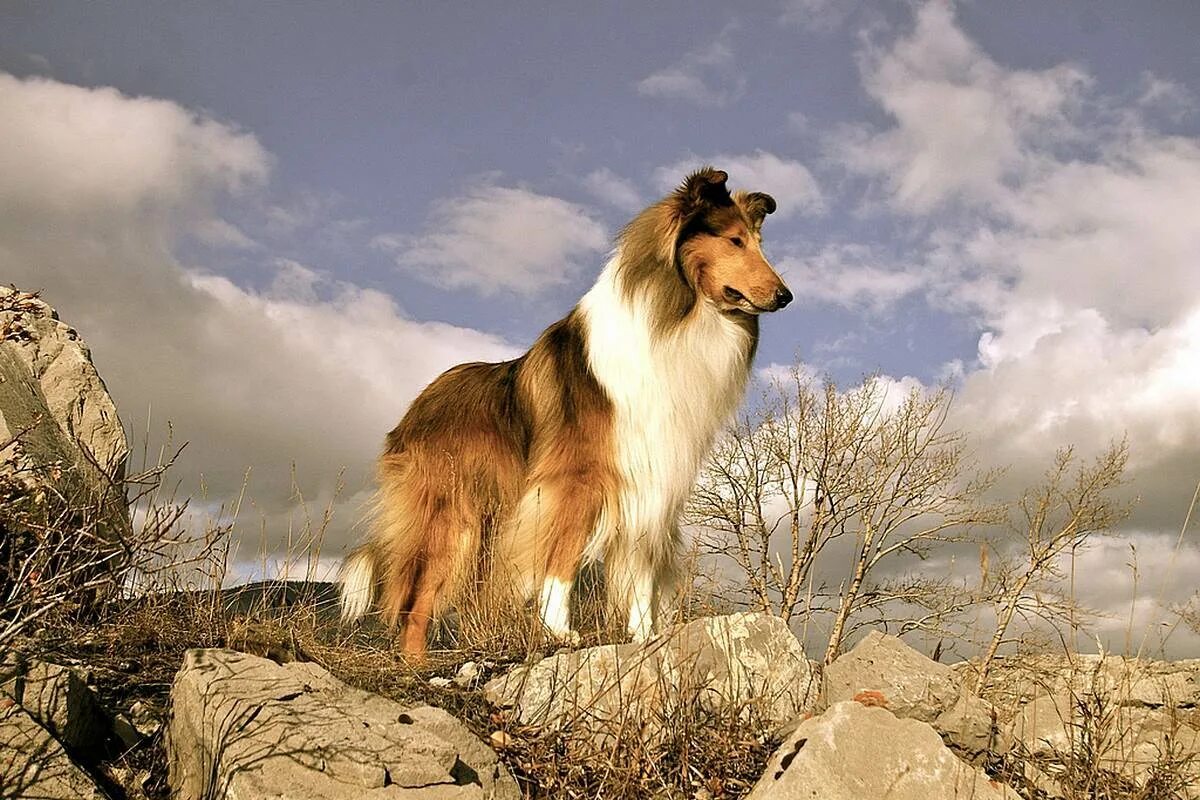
[0,286,127,485]
[0,287,131,614]
[746,700,1019,800]
[484,612,818,743]
[167,648,520,800]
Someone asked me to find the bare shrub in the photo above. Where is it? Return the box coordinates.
[0,425,195,646]
[689,368,1000,663]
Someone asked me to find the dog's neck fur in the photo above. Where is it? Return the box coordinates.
[576,250,755,599]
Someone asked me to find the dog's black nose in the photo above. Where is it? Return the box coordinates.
[774,286,793,309]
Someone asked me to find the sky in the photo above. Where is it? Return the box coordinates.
[2,1,1199,653]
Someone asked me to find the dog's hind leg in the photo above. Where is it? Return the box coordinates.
[507,473,607,643]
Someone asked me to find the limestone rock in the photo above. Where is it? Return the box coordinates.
[484,612,817,740]
[819,629,1008,760]
[0,287,131,612]
[0,701,105,800]
[746,700,1019,799]
[167,648,519,800]
[0,286,127,482]
[966,654,1200,710]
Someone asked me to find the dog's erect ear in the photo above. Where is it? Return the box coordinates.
[677,167,732,212]
[735,191,777,234]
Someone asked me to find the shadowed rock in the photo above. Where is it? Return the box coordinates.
[0,702,105,800]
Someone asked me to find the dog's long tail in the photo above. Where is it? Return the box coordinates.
[339,545,377,622]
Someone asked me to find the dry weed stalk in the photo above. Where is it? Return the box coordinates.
[975,442,1132,693]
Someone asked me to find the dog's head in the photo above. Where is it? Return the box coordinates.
[671,168,791,315]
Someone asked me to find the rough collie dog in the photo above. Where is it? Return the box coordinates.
[339,167,790,655]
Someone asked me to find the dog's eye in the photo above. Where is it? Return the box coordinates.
[730,236,744,248]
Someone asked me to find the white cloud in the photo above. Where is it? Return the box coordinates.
[582,167,643,213]
[832,1,1087,214]
[373,182,608,295]
[656,149,825,217]
[636,31,745,107]
[0,72,517,562]
[1137,71,1197,121]
[0,73,268,233]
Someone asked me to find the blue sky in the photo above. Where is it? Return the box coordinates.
[3,1,1199,651]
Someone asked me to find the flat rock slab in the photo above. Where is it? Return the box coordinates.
[965,655,1200,710]
[1014,690,1200,792]
[747,700,1019,800]
[0,702,105,800]
[484,612,817,740]
[167,648,519,800]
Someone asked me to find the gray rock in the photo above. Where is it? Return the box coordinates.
[0,286,127,484]
[484,612,817,741]
[453,661,482,688]
[746,700,1019,800]
[934,689,1011,762]
[167,648,519,800]
[0,701,105,800]
[818,629,1010,761]
[0,659,110,759]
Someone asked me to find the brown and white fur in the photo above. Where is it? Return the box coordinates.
[339,168,791,655]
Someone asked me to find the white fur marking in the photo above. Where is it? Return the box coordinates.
[539,576,573,637]
[579,252,752,632]
[339,550,374,622]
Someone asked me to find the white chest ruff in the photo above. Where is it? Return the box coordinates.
[578,259,751,562]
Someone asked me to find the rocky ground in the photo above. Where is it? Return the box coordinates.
[3,612,1200,799]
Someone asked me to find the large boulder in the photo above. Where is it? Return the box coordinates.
[821,630,958,722]
[0,701,105,800]
[484,613,817,742]
[0,287,127,485]
[0,287,130,615]
[819,630,1007,760]
[746,700,1019,799]
[167,648,519,800]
